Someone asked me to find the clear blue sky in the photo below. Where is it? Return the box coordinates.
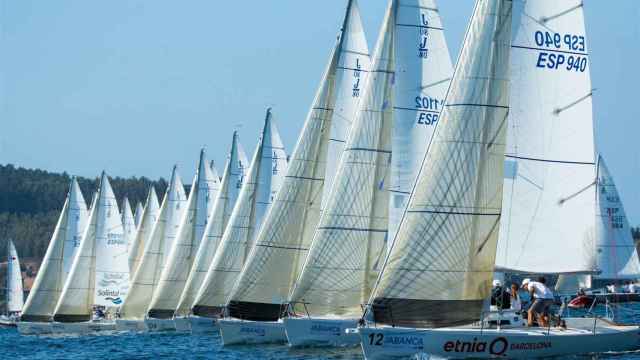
[2,0,639,224]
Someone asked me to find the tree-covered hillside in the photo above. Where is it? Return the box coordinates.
[0,164,169,260]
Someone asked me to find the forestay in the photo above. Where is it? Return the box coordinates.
[495,0,597,275]
[127,187,160,275]
[175,132,249,317]
[119,167,187,321]
[147,150,221,318]
[191,110,287,318]
[21,178,88,322]
[594,155,640,280]
[227,0,370,322]
[54,173,128,321]
[7,240,24,313]
[388,0,454,247]
[369,0,512,328]
[290,0,393,319]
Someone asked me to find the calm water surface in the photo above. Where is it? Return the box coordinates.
[4,306,640,360]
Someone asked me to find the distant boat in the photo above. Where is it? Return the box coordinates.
[177,132,249,333]
[146,149,221,332]
[51,172,130,334]
[219,0,370,345]
[0,240,24,327]
[17,177,88,335]
[189,109,287,333]
[116,167,186,332]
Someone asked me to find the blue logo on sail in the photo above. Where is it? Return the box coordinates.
[106,297,123,305]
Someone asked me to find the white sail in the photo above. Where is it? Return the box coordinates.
[388,0,454,247]
[555,274,591,294]
[323,0,371,205]
[54,173,129,320]
[6,240,23,314]
[191,110,287,317]
[289,0,393,319]
[134,202,144,227]
[226,2,371,322]
[594,155,640,280]
[495,0,597,275]
[147,150,221,318]
[127,187,160,274]
[118,167,187,321]
[21,177,88,322]
[175,132,249,316]
[369,0,512,328]
[122,197,136,257]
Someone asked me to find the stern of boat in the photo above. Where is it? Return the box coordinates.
[188,315,219,334]
[219,318,287,346]
[284,317,360,347]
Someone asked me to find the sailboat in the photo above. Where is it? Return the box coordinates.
[146,149,221,332]
[219,0,370,346]
[127,186,160,276]
[357,0,640,358]
[286,0,453,347]
[122,197,136,258]
[115,167,187,332]
[176,132,249,333]
[51,172,130,334]
[0,240,24,327]
[18,177,88,335]
[134,202,144,228]
[557,155,640,302]
[188,109,288,333]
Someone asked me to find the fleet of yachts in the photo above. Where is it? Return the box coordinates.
[5,0,640,358]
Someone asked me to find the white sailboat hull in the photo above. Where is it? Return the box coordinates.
[50,321,116,334]
[144,317,176,332]
[357,318,640,359]
[188,315,219,334]
[17,321,53,335]
[173,316,191,332]
[284,317,360,347]
[115,319,147,332]
[219,318,287,345]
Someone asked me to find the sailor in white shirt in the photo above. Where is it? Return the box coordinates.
[521,278,554,327]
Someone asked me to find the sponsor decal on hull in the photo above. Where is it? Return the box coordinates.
[310,322,341,336]
[239,326,266,336]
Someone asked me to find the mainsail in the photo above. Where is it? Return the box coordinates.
[227,0,370,322]
[388,0,454,245]
[594,155,640,280]
[118,167,186,321]
[495,0,597,275]
[122,197,136,257]
[6,240,24,314]
[54,172,129,321]
[147,150,221,319]
[127,187,160,274]
[175,132,249,317]
[134,202,144,228]
[191,110,287,318]
[369,0,512,328]
[21,177,88,322]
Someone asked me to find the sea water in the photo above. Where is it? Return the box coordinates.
[4,304,640,359]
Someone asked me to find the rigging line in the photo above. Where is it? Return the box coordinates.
[541,2,583,24]
[505,154,595,166]
[553,90,595,115]
[558,180,596,205]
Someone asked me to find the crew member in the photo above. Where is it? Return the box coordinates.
[522,278,554,327]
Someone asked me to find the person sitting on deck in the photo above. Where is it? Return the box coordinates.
[490,279,511,310]
[522,278,554,327]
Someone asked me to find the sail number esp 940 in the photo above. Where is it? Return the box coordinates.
[533,31,587,72]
